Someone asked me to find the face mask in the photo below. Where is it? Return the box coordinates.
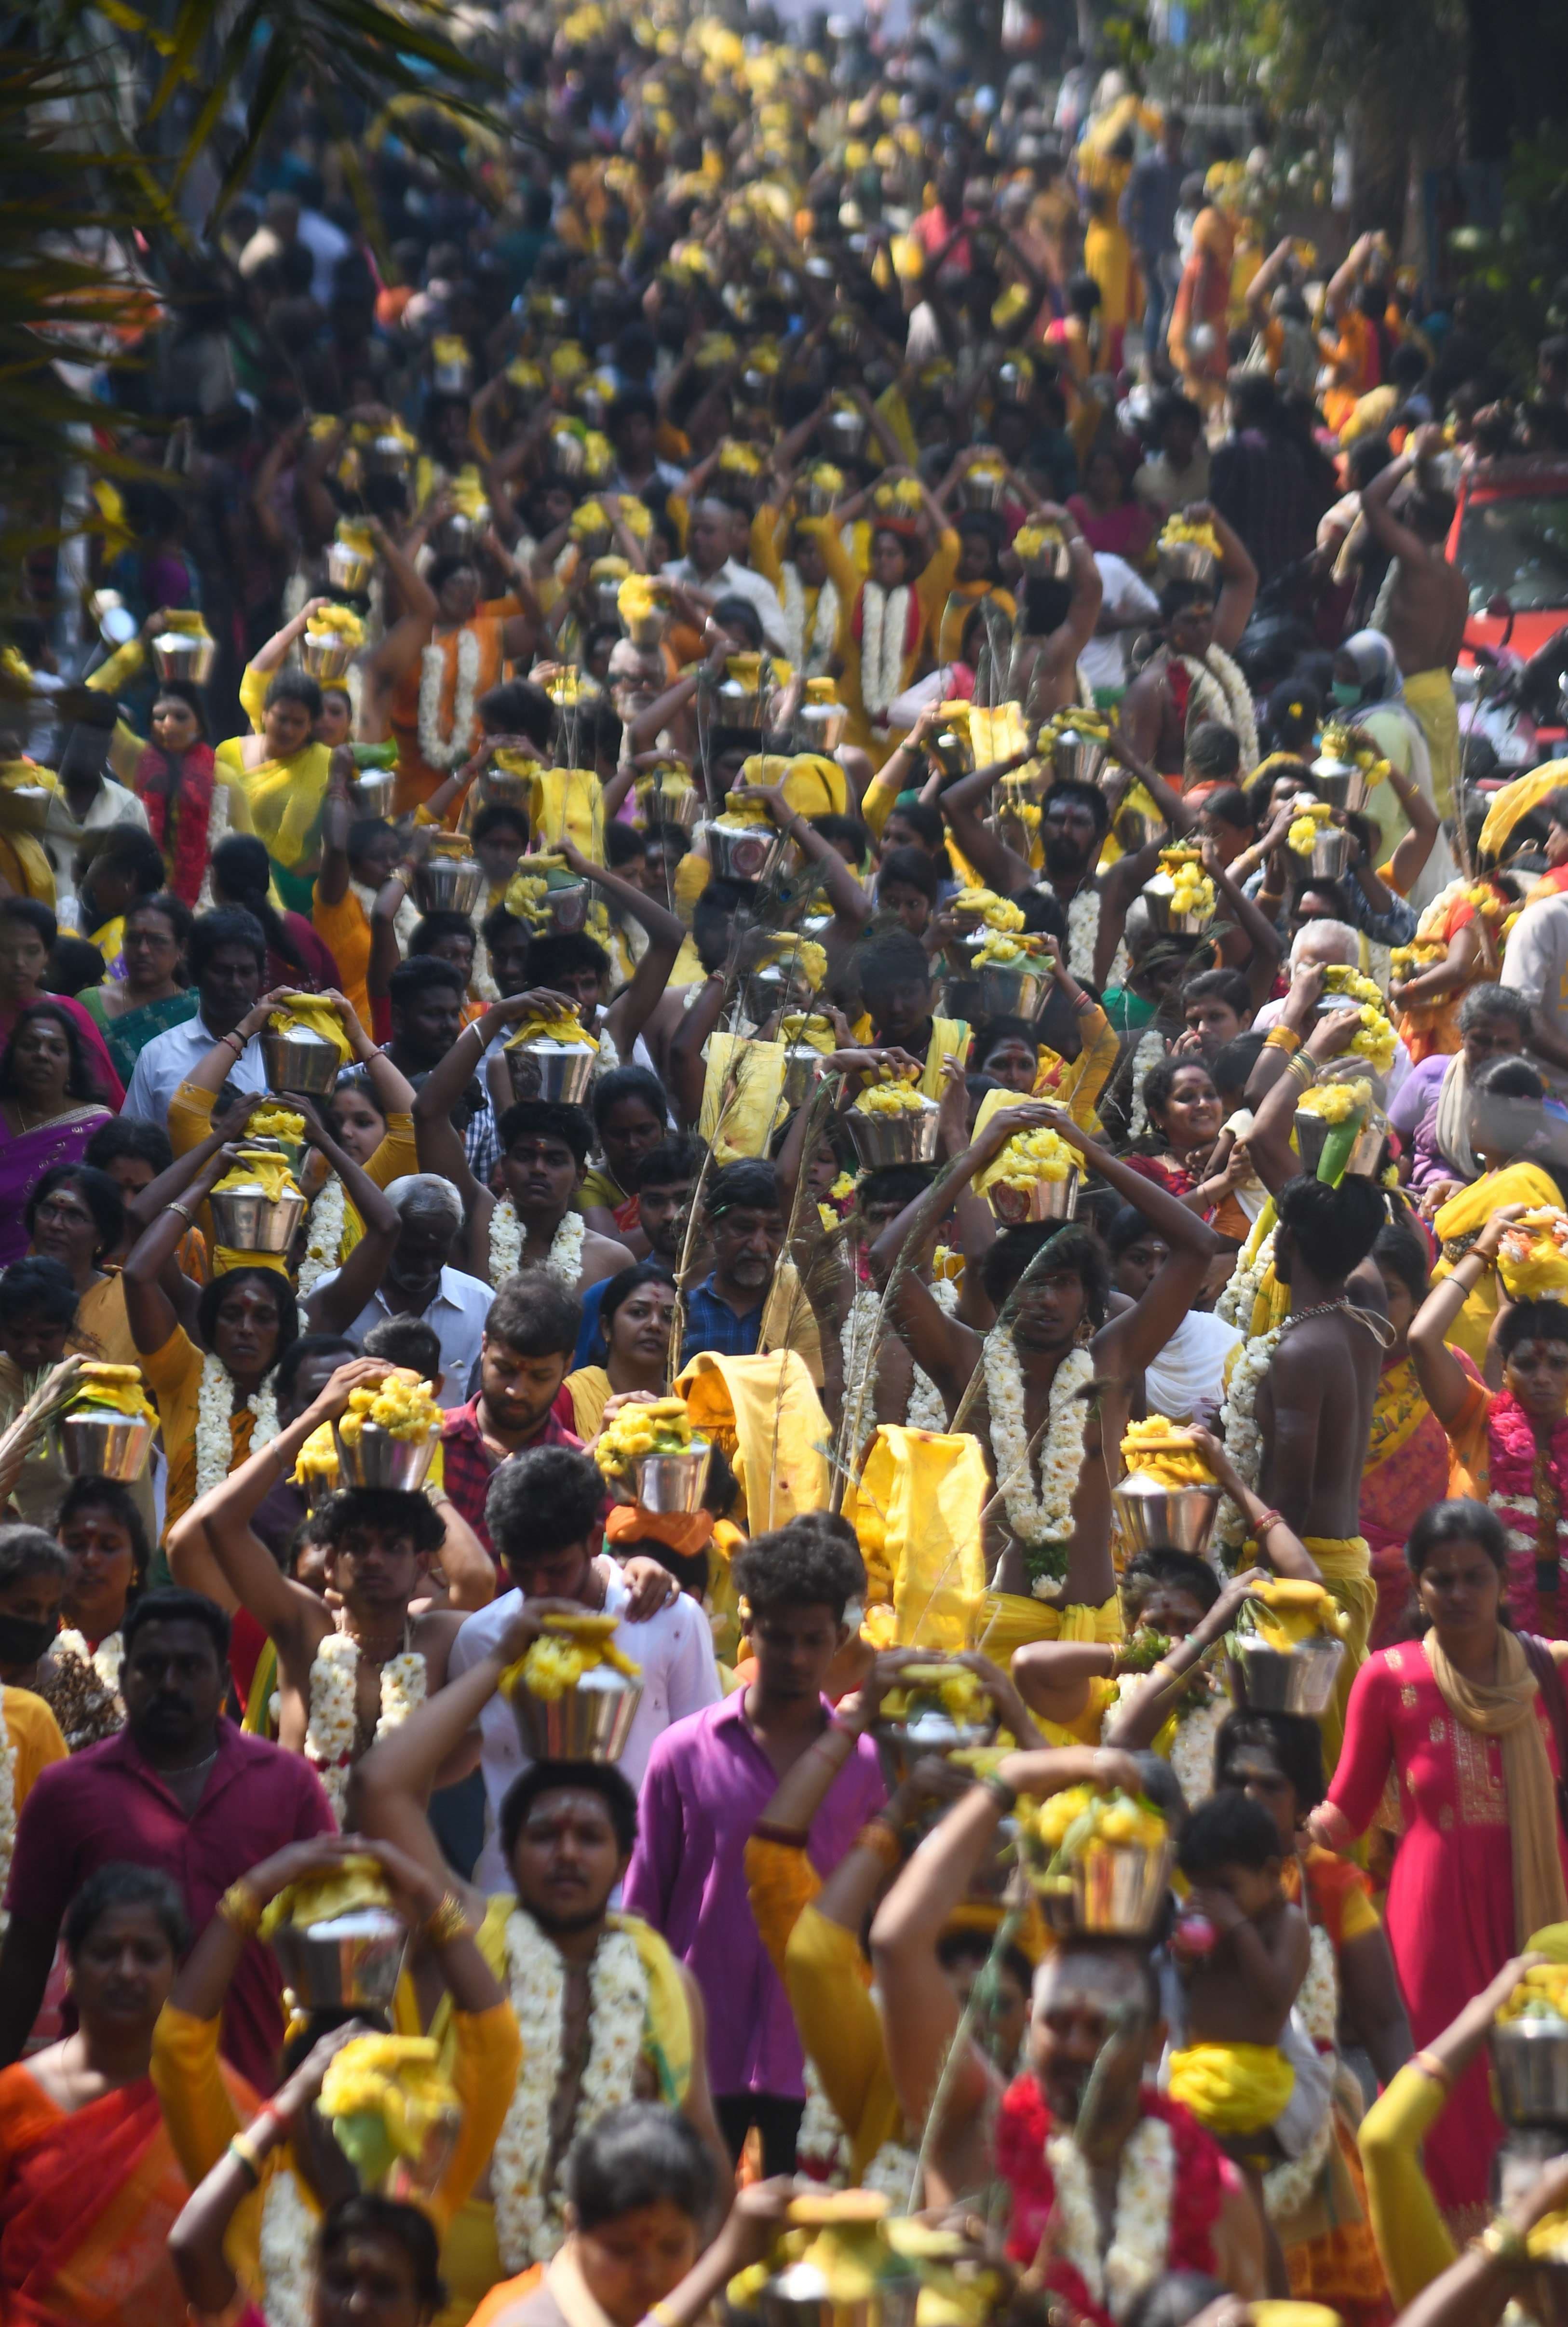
[1330,679,1361,707]
[0,1613,58,1667]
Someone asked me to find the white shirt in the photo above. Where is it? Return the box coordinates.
[1143,1311,1241,1423]
[1080,554,1160,694]
[661,556,789,656]
[452,1565,723,1894]
[122,1011,268,1124]
[308,1264,493,1408]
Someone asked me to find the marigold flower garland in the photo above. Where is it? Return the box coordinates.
[418,625,482,770]
[195,1354,280,1504]
[492,1916,647,2271]
[983,1334,1094,1595]
[304,1631,428,1825]
[489,1204,585,1290]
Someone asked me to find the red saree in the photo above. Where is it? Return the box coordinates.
[0,2064,253,2326]
[1358,1356,1458,1649]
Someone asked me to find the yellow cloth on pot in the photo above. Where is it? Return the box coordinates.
[1167,2041,1295,2136]
[842,1425,987,1652]
[922,1018,970,1099]
[699,1033,788,1160]
[676,1349,829,1527]
[976,1591,1123,1667]
[270,993,353,1066]
[783,754,848,817]
[1301,1534,1376,1775]
[1432,1163,1561,1366]
[214,1247,291,1278]
[528,766,604,861]
[213,1151,300,1204]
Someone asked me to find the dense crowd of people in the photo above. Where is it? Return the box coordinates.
[10,4,1568,2327]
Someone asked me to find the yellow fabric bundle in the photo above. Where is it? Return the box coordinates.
[1166,2042,1295,2135]
[212,1151,301,1204]
[782,754,847,817]
[68,1362,157,1425]
[318,2034,460,2162]
[305,605,365,646]
[618,574,665,625]
[1119,1416,1214,1487]
[1497,1961,1568,2022]
[844,1426,987,1652]
[700,1033,788,1160]
[676,1351,829,1528]
[503,1008,597,1052]
[214,1247,289,1278]
[779,1012,836,1053]
[1478,761,1568,863]
[1498,1208,1568,1301]
[1244,1577,1350,1648]
[293,1421,340,1486]
[270,994,353,1066]
[527,767,603,862]
[258,1855,393,1941]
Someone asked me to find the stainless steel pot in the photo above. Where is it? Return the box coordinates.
[1311,826,1351,879]
[974,960,1047,1018]
[208,1179,308,1253]
[270,1909,409,2012]
[150,628,216,685]
[326,540,375,594]
[1021,532,1074,580]
[1142,867,1212,936]
[1031,1836,1174,1937]
[1156,540,1220,590]
[846,1100,940,1171]
[1111,1469,1221,1556]
[781,1044,828,1109]
[505,1036,597,1105]
[1293,1104,1388,1179]
[795,699,848,754]
[55,1408,155,1482]
[928,722,975,778]
[1310,757,1370,812]
[363,433,412,479]
[714,675,767,726]
[989,1167,1080,1224]
[262,1024,343,1096]
[415,853,485,916]
[632,1444,713,1514]
[824,408,868,459]
[703,818,788,884]
[300,632,356,682]
[1227,1628,1345,1717]
[510,1663,644,1762]
[959,468,1006,511]
[333,1420,439,1492]
[1491,2019,1568,2128]
[1049,729,1109,786]
[351,767,395,820]
[541,877,590,934]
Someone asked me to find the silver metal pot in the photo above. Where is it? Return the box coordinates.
[481,762,531,809]
[415,852,485,917]
[1156,540,1220,590]
[1293,1104,1388,1179]
[1227,1627,1345,1717]
[433,355,471,395]
[55,1408,155,1482]
[208,1179,308,1253]
[326,540,375,595]
[363,433,412,479]
[1049,729,1109,786]
[781,1044,828,1109]
[263,1024,343,1096]
[300,631,357,682]
[549,429,587,480]
[1491,2018,1568,2127]
[541,877,590,934]
[505,1035,597,1105]
[875,1703,999,1765]
[270,1908,409,2012]
[959,468,1006,511]
[795,699,848,754]
[800,475,839,515]
[150,628,216,686]
[974,960,1047,1018]
[1310,757,1370,812]
[703,818,788,884]
[632,1444,713,1514]
[1021,532,1074,580]
[626,606,666,650]
[643,776,702,829]
[824,408,868,459]
[1311,826,1351,879]
[1032,1835,1175,1937]
[350,767,395,820]
[1142,868,1211,936]
[510,1663,644,1762]
[928,722,975,778]
[989,1167,1080,1224]
[333,1420,439,1492]
[1112,1469,1221,1556]
[714,675,767,726]
[846,1099,940,1171]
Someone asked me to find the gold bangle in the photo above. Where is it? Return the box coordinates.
[1474,2220,1529,2268]
[228,2130,266,2184]
[217,1881,262,1939]
[1286,1052,1316,1086]
[1263,1025,1301,1056]
[424,1892,475,1948]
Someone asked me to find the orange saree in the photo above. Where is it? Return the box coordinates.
[0,2063,254,2326]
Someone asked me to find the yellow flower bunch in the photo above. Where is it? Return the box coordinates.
[880,1663,993,1728]
[582,432,613,480]
[545,670,595,707]
[431,335,468,369]
[550,343,589,381]
[1500,1963,1568,2024]
[306,605,365,647]
[1158,515,1221,556]
[335,519,375,556]
[1318,724,1388,781]
[1028,1785,1166,1854]
[1323,964,1386,1010]
[1158,847,1215,920]
[68,1361,157,1426]
[258,1855,392,1941]
[854,1076,929,1117]
[248,1104,306,1144]
[1296,1077,1372,1124]
[993,1124,1075,1190]
[1119,1415,1214,1486]
[973,929,1045,968]
[1464,882,1509,923]
[719,785,774,828]
[802,462,844,499]
[1243,1577,1350,1651]
[1043,704,1112,743]
[590,556,631,586]
[617,497,653,540]
[696,332,738,369]
[338,1370,443,1448]
[871,475,924,515]
[718,439,765,476]
[803,676,840,706]
[1287,799,1334,854]
[293,1421,339,1485]
[952,885,1026,933]
[829,1171,859,1201]
[319,2035,460,2165]
[763,938,827,990]
[504,1611,643,1703]
[569,500,611,541]
[595,1394,699,1478]
[1350,1006,1397,1073]
[507,357,545,394]
[618,574,666,626]
[1499,1208,1568,1301]
[1389,937,1446,981]
[1013,521,1066,564]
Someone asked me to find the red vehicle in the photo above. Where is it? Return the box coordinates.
[1449,454,1568,661]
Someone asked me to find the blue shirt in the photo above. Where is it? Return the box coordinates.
[679,1273,765,1369]
[574,1276,611,1369]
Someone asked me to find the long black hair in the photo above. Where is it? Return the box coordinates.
[210,834,309,976]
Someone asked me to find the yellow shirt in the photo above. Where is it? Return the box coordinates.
[141,1324,255,1541]
[2,1686,68,1808]
[311,884,374,1039]
[167,1080,415,1263]
[1357,2062,1454,2309]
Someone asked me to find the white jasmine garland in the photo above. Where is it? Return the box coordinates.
[472,930,500,1003]
[195,779,230,913]
[1215,1323,1283,1557]
[1216,1222,1275,1332]
[53,1626,123,1697]
[780,568,840,677]
[592,1022,620,1078]
[1064,883,1102,980]
[195,1354,280,1504]
[841,1279,957,1454]
[1125,1028,1169,1141]
[1167,1683,1228,1809]
[1265,1924,1338,2224]
[859,581,913,725]
[297,1175,346,1299]
[303,1629,427,1826]
[352,879,422,955]
[1176,646,1259,772]
[983,1333,1094,1594]
[797,2057,849,2182]
[492,1916,648,2272]
[1047,2111,1175,2319]
[418,624,482,770]
[862,2139,922,2203]
[260,2165,317,2327]
[488,1203,586,1290]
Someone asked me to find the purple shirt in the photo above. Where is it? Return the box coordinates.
[4,1721,335,2092]
[622,1694,885,2100]
[1388,1051,1451,1190]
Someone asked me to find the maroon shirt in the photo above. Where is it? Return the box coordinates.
[439,1397,582,1561]
[4,1721,335,2091]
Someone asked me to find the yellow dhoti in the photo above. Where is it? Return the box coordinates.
[1302,1534,1376,1778]
[1168,2041,1296,2137]
[1403,667,1461,822]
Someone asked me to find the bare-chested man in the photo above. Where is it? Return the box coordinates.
[1359,423,1470,821]
[1120,502,1258,779]
[1005,501,1104,722]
